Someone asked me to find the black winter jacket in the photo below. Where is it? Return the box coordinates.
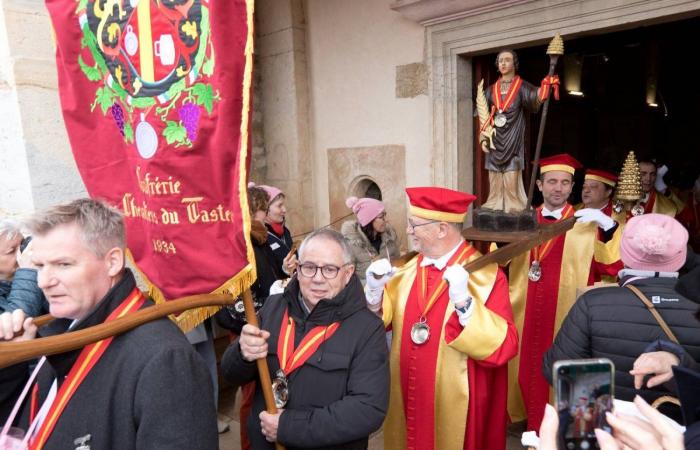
[543,276,700,409]
[265,223,293,277]
[222,274,389,450]
[22,271,218,450]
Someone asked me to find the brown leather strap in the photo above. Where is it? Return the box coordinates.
[651,395,682,409]
[625,284,680,344]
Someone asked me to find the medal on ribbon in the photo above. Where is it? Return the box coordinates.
[411,245,473,345]
[491,76,522,128]
[528,260,542,282]
[529,205,574,282]
[273,309,340,408]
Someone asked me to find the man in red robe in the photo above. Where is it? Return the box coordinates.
[578,169,623,282]
[364,186,519,450]
[579,169,617,216]
[638,160,680,216]
[508,155,622,431]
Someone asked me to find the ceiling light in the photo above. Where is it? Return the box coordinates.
[569,90,584,97]
[648,102,658,107]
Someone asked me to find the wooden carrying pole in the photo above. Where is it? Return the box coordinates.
[392,216,576,269]
[0,293,233,368]
[241,289,285,450]
[526,33,565,206]
[1,218,576,370]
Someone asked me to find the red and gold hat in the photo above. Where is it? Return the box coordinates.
[584,169,618,187]
[405,187,476,223]
[539,153,582,175]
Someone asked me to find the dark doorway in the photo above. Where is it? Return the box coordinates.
[473,16,700,205]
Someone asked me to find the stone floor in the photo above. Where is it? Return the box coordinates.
[216,385,524,449]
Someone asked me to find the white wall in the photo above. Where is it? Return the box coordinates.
[305,0,430,225]
[0,0,86,217]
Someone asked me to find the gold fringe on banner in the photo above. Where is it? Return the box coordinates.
[125,0,258,334]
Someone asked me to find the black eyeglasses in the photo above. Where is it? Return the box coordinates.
[407,219,438,231]
[298,262,351,279]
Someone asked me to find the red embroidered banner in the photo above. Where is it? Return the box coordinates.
[45,0,255,331]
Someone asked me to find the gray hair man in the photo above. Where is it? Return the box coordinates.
[0,198,217,449]
[222,228,389,449]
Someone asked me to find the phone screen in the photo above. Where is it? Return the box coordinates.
[554,359,614,450]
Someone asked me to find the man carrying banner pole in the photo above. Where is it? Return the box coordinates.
[222,228,389,449]
[0,199,218,449]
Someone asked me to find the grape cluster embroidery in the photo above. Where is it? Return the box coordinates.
[77,0,219,154]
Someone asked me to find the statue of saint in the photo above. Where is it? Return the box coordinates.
[478,49,543,212]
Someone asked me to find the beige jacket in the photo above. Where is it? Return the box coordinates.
[341,219,400,284]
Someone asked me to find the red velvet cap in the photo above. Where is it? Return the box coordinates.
[539,153,582,175]
[585,169,618,187]
[405,187,476,223]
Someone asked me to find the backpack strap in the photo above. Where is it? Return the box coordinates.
[625,284,680,344]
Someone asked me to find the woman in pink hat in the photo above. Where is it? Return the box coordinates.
[341,196,400,283]
[252,183,295,276]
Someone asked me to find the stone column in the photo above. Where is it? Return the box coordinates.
[256,0,313,236]
[0,0,85,216]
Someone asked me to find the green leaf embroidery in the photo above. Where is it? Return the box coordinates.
[95,87,114,115]
[82,24,108,73]
[163,121,188,145]
[78,55,101,81]
[193,84,214,115]
[202,57,214,77]
[132,97,156,108]
[123,123,134,143]
[193,7,210,73]
[166,78,187,99]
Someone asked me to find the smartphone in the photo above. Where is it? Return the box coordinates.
[20,236,32,253]
[553,358,615,450]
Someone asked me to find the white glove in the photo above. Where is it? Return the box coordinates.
[443,264,472,326]
[365,259,396,291]
[574,208,615,231]
[443,264,470,304]
[364,259,396,308]
[655,164,668,193]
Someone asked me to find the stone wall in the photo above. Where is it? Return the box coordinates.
[0,0,85,217]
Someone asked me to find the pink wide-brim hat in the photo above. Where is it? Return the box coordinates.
[620,214,688,272]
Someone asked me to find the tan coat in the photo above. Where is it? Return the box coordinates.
[340,219,400,283]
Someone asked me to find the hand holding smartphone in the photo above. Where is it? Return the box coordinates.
[553,358,615,450]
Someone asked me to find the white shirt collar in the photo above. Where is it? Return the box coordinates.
[541,206,565,219]
[420,240,464,270]
[619,268,678,283]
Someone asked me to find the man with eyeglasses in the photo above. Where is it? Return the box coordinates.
[222,228,389,450]
[364,186,519,450]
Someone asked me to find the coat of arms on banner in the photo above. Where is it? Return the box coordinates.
[77,0,218,158]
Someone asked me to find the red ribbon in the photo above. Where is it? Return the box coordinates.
[481,105,496,132]
[539,75,560,101]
